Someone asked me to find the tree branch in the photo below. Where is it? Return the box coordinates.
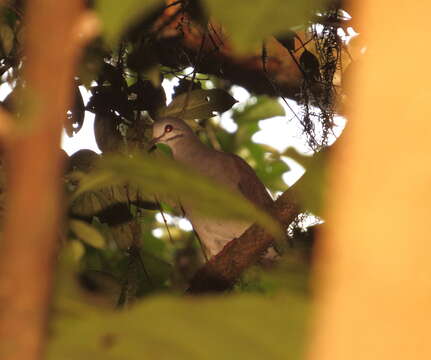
[154,34,305,102]
[152,6,351,104]
[187,188,300,294]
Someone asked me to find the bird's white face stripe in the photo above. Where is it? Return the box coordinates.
[163,134,184,142]
[149,133,165,145]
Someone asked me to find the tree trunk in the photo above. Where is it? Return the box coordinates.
[0,2,94,359]
[308,1,431,359]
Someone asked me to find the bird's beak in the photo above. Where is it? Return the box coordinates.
[147,133,163,153]
[149,132,166,146]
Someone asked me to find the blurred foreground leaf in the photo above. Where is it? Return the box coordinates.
[202,0,328,52]
[95,0,160,44]
[73,153,282,239]
[48,293,309,360]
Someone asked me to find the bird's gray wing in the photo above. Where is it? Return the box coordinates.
[227,153,274,210]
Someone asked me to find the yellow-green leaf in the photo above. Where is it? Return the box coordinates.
[70,220,106,249]
[68,239,86,261]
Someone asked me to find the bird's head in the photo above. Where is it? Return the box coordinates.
[150,117,194,148]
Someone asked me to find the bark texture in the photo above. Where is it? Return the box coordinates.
[0,2,92,360]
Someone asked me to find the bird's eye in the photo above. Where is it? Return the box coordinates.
[164,124,173,133]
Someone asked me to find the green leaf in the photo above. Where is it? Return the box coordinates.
[141,234,166,259]
[283,147,328,215]
[236,122,260,145]
[68,239,86,261]
[70,220,106,249]
[0,24,14,56]
[234,96,285,125]
[157,89,237,120]
[47,293,309,359]
[138,252,172,293]
[236,255,310,295]
[238,143,288,193]
[154,143,173,157]
[202,0,328,52]
[259,158,290,192]
[73,153,283,240]
[95,0,161,45]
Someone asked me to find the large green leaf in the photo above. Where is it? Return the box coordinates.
[202,0,328,52]
[95,0,161,44]
[234,96,285,125]
[157,89,237,120]
[232,97,287,192]
[283,147,328,216]
[47,293,309,360]
[73,153,282,239]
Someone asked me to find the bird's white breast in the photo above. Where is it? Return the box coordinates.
[185,210,250,258]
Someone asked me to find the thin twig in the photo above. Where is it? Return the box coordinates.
[154,195,175,245]
[133,244,153,286]
[179,26,208,116]
[194,229,209,262]
[179,203,208,262]
[261,42,302,123]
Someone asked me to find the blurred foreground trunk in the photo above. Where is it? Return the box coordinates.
[0,2,93,360]
[309,1,431,359]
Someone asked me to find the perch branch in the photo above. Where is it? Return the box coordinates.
[187,187,300,294]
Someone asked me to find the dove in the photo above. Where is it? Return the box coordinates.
[151,117,275,259]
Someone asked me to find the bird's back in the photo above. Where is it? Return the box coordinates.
[179,147,274,259]
[226,153,274,211]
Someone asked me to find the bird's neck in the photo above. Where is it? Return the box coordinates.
[170,135,213,166]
